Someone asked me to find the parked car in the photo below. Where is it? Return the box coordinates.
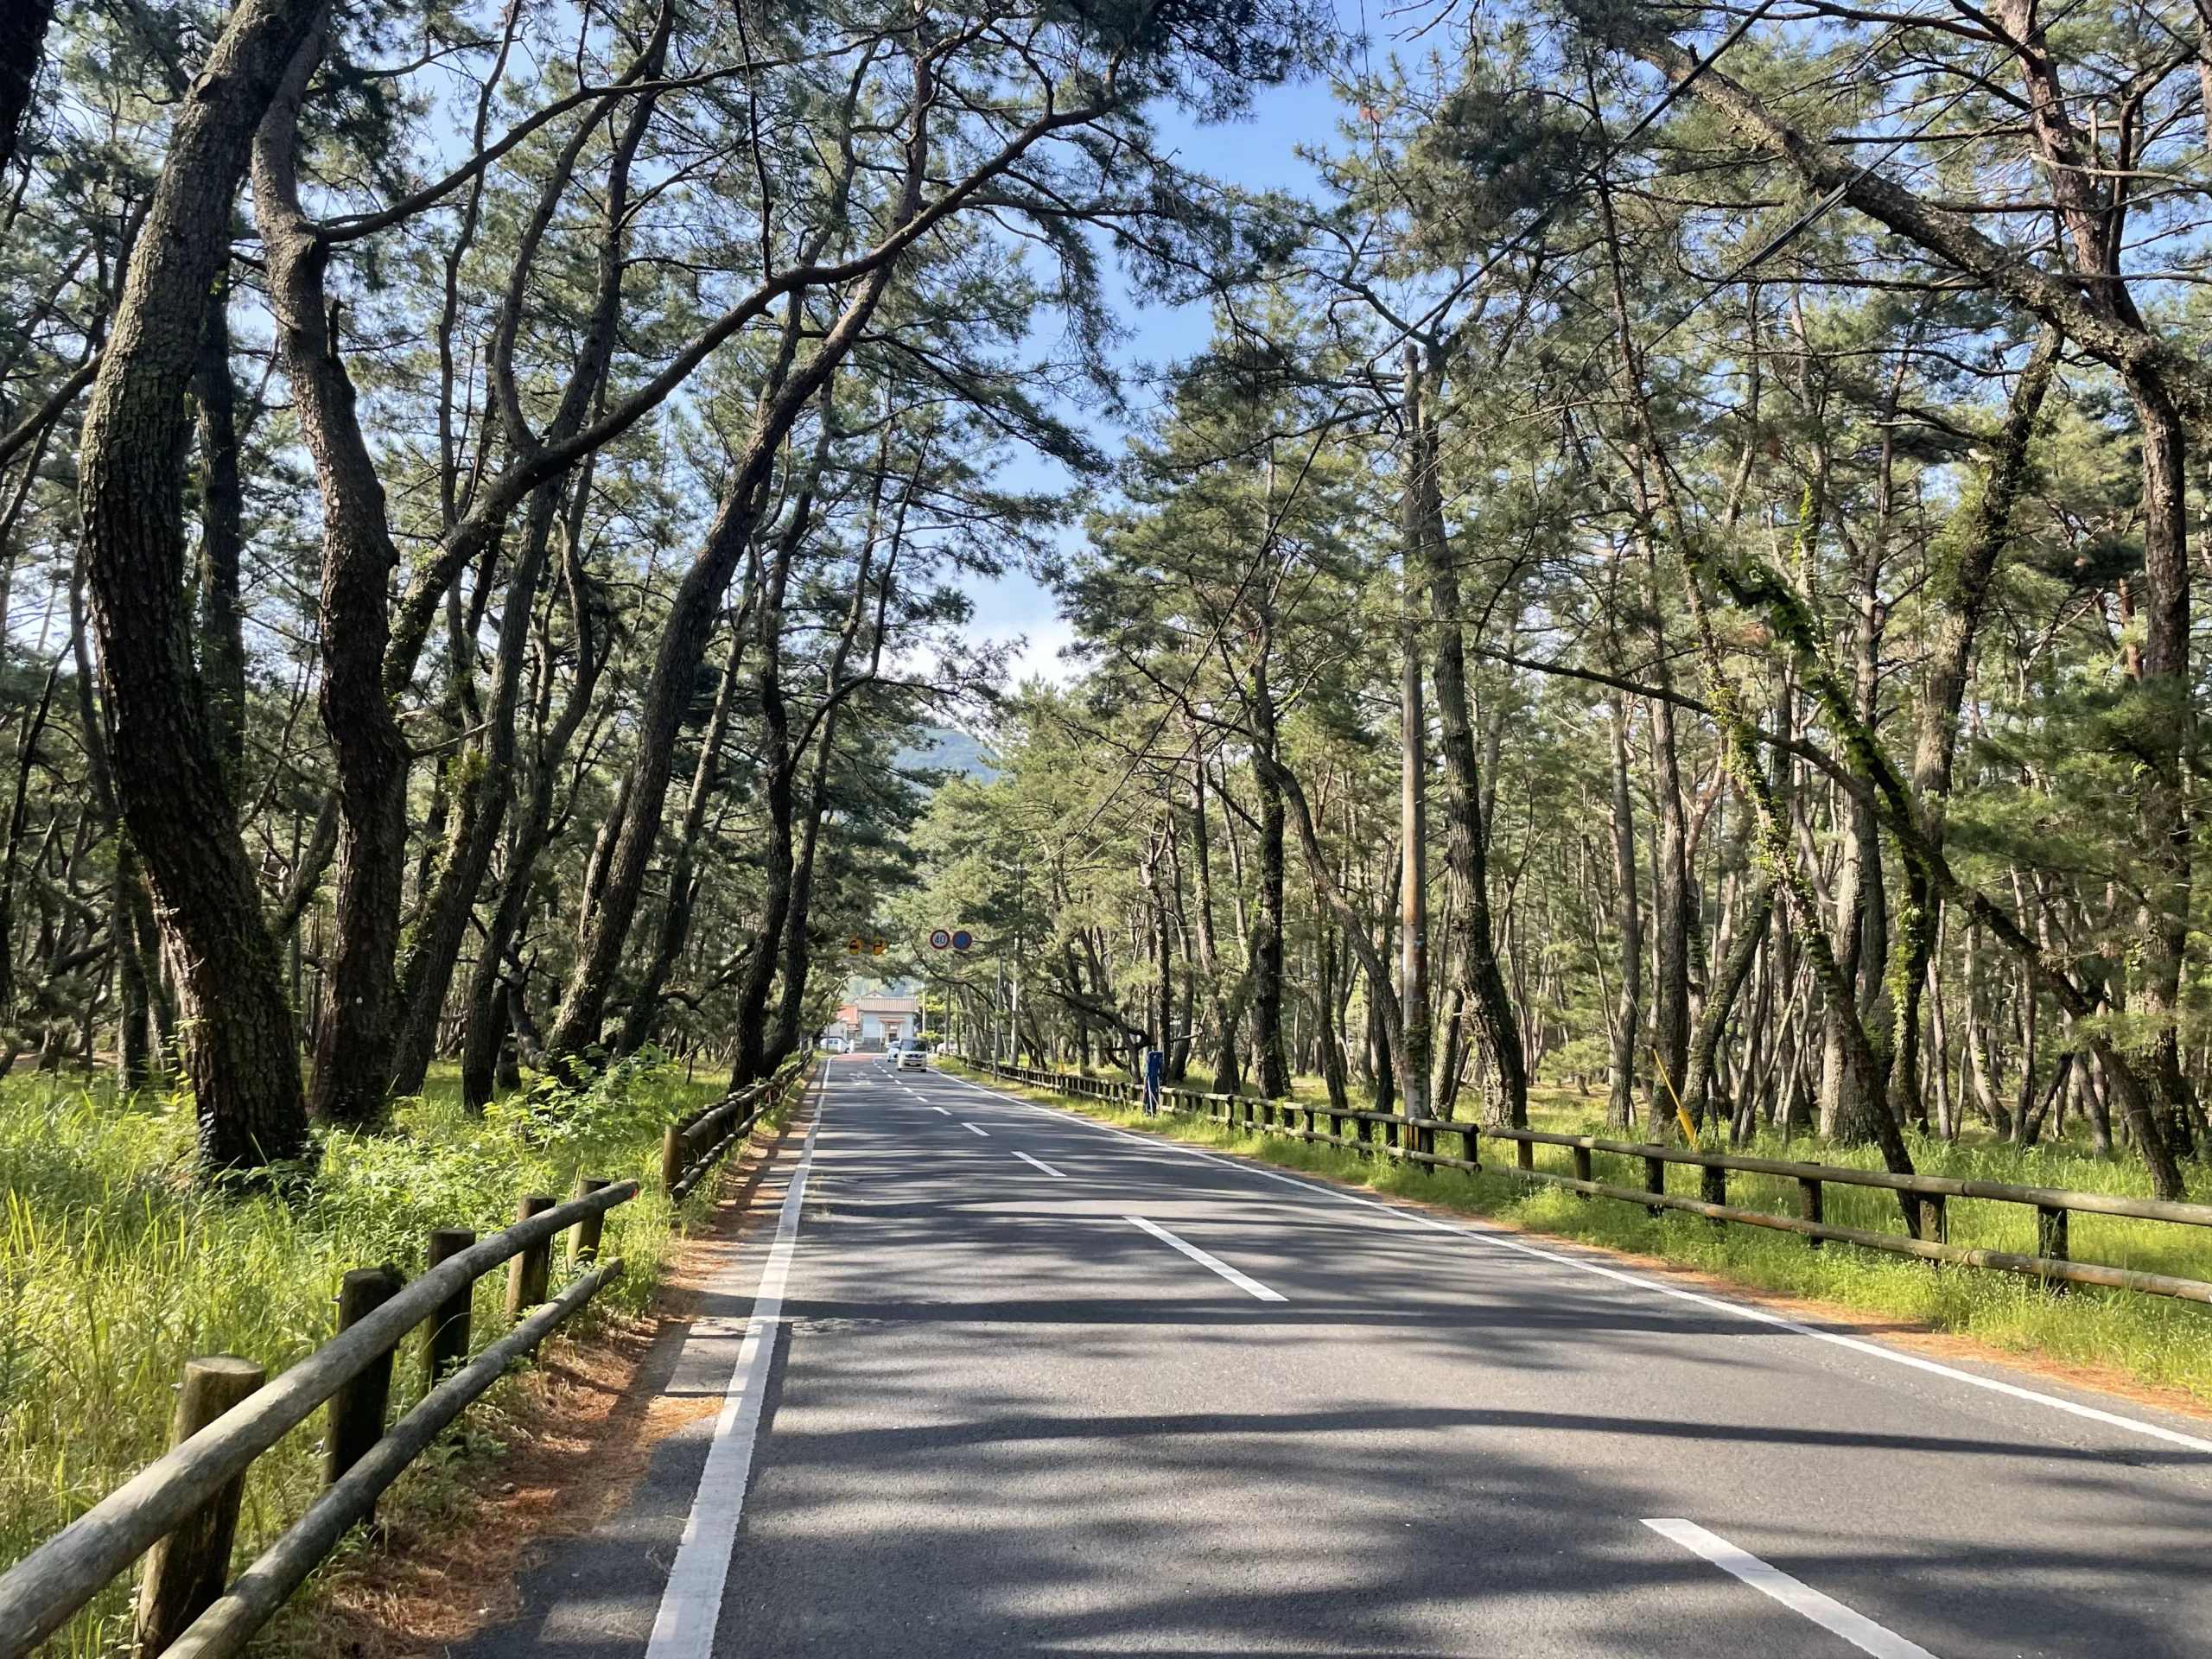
[895,1039,929,1071]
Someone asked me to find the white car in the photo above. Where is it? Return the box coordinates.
[894,1039,929,1071]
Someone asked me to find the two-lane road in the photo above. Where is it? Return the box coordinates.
[470,1057,2212,1658]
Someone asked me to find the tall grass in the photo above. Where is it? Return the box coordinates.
[953,1061,2212,1406]
[0,1055,728,1657]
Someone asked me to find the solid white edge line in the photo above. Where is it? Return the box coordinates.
[1643,1519,1938,1659]
[963,1122,990,1136]
[642,1109,820,1659]
[1011,1148,1067,1179]
[1126,1214,1287,1301]
[935,1069,2212,1456]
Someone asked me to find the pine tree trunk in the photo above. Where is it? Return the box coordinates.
[620,611,750,1056]
[1249,657,1291,1098]
[1605,704,1643,1130]
[75,0,318,1170]
[388,481,562,1096]
[1415,374,1526,1128]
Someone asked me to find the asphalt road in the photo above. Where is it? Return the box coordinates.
[456,1056,2212,1659]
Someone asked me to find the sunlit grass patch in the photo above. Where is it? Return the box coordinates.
[0,1055,734,1656]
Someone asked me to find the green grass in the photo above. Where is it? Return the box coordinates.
[945,1059,2212,1407]
[0,1054,739,1657]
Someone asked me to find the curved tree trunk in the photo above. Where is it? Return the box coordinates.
[256,26,416,1125]
[1687,880,1771,1137]
[1248,653,1291,1098]
[1892,326,2059,1128]
[387,480,561,1096]
[194,279,248,781]
[729,488,813,1084]
[1605,703,1643,1130]
[618,599,752,1056]
[0,0,54,177]
[76,0,317,1170]
[548,60,948,1061]
[458,510,607,1108]
[1416,357,1527,1128]
[767,539,881,1070]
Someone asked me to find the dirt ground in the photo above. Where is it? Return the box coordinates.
[255,1099,814,1659]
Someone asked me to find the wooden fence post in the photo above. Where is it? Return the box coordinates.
[1570,1144,1591,1196]
[662,1124,684,1196]
[423,1229,475,1383]
[1798,1178,1823,1248]
[572,1178,612,1265]
[1460,1124,1480,1171]
[324,1269,399,1503]
[505,1196,556,1324]
[1643,1155,1665,1217]
[1701,1160,1727,1218]
[133,1356,265,1658]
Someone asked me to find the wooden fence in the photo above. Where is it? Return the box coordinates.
[0,1052,827,1659]
[662,1053,817,1198]
[0,1180,637,1659]
[958,1056,2212,1306]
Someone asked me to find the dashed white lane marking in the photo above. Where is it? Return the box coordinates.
[1011,1149,1066,1179]
[931,1070,2212,1456]
[963,1122,990,1137]
[644,1111,820,1659]
[1643,1520,1938,1658]
[931,1105,952,1115]
[1126,1215,1286,1301]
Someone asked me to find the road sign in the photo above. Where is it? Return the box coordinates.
[846,936,866,956]
[950,930,974,951]
[929,928,951,950]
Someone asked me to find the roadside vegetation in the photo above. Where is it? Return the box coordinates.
[1,0,1313,1639]
[0,1058,728,1656]
[943,1058,2212,1408]
[12,0,2212,1638]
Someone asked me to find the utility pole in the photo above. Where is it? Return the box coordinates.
[1401,346,1433,1125]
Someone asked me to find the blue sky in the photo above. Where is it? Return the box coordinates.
[957,61,1354,686]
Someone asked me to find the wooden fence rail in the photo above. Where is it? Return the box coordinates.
[0,1179,639,1659]
[662,1055,817,1198]
[955,1056,2212,1307]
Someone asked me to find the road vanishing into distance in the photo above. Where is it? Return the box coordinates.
[457,1056,2212,1658]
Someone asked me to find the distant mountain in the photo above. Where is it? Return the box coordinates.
[894,726,999,781]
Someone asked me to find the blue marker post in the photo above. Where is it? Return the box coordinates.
[1142,1047,1164,1116]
